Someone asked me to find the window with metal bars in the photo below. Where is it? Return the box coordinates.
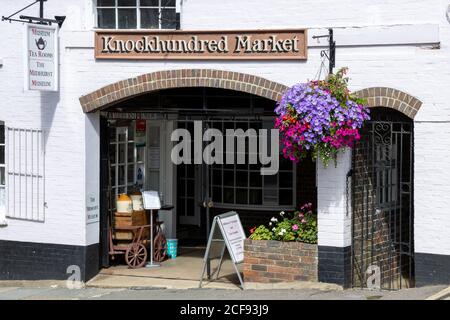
[5,126,45,222]
[96,0,177,29]
[0,123,6,224]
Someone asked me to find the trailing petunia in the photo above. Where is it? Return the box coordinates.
[275,68,370,165]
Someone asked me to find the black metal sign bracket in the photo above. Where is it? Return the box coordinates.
[2,0,65,28]
[312,28,336,74]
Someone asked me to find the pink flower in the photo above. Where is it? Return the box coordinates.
[292,224,299,231]
[301,218,307,224]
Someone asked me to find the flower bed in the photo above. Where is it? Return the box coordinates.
[244,203,318,283]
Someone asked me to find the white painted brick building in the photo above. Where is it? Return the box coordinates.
[0,0,449,286]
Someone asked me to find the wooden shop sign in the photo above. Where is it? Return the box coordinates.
[95,29,307,60]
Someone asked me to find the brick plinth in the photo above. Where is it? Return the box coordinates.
[243,239,318,283]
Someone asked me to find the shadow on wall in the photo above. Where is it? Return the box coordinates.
[40,90,60,148]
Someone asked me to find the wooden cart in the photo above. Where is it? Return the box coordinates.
[108,210,168,268]
[109,224,151,268]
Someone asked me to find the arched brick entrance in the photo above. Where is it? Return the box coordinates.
[79,69,289,113]
[354,87,423,119]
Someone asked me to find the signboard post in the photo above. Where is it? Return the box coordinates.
[24,23,58,91]
[199,211,246,289]
[142,191,161,268]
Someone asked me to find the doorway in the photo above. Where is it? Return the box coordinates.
[351,107,414,290]
[98,86,303,267]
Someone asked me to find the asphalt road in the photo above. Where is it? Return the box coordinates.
[0,285,447,300]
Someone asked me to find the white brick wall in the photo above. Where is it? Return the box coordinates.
[317,149,352,248]
[0,0,448,255]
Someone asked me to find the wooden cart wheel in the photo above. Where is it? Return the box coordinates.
[153,233,167,262]
[125,243,147,268]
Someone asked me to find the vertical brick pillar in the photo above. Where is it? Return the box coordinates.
[317,149,352,287]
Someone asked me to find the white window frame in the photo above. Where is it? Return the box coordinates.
[95,0,177,30]
[110,123,138,200]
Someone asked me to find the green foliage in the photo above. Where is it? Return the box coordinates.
[249,225,273,240]
[272,219,296,241]
[248,203,318,244]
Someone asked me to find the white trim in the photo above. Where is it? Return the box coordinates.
[309,24,439,47]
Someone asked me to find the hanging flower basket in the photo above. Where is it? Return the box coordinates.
[275,68,371,165]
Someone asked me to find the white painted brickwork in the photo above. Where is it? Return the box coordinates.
[317,150,352,248]
[0,0,448,256]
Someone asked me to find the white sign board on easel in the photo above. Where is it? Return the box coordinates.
[24,23,58,91]
[199,211,246,289]
[217,214,246,263]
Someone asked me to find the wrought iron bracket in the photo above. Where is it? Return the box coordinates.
[312,28,336,74]
[2,0,65,28]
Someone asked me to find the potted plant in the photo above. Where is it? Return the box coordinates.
[275,68,370,165]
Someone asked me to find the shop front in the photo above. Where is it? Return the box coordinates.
[1,0,450,289]
[88,72,318,281]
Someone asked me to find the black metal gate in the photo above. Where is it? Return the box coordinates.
[351,108,414,290]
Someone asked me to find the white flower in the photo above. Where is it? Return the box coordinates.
[281,228,286,234]
[278,231,283,236]
[272,228,276,232]
[269,222,272,226]
[280,211,285,216]
[270,217,278,223]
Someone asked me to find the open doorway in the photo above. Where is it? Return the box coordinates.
[98,87,317,276]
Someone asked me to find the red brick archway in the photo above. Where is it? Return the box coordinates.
[79,69,289,113]
[354,87,422,119]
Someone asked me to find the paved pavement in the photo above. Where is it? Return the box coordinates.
[0,284,447,300]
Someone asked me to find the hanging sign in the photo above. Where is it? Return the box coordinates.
[95,29,307,60]
[199,211,246,289]
[25,23,59,91]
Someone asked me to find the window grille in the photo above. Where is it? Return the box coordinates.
[6,127,45,222]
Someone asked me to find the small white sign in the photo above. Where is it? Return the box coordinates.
[25,23,58,91]
[86,193,99,224]
[142,190,161,210]
[218,213,246,263]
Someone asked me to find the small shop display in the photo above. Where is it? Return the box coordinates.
[130,192,144,211]
[116,193,133,213]
[109,191,168,268]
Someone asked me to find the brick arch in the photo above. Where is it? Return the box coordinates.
[79,69,289,113]
[354,87,422,119]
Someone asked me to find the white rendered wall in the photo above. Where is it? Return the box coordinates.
[0,0,448,255]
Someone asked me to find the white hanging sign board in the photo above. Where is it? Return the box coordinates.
[24,23,59,91]
[142,190,161,210]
